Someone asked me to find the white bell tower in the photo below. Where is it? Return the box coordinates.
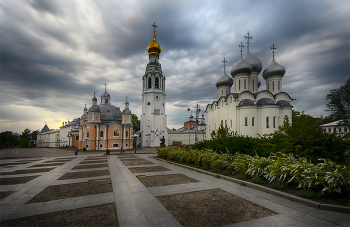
[140,23,167,147]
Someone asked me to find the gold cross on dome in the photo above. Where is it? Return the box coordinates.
[271,44,277,59]
[152,22,157,33]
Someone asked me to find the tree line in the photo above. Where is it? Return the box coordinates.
[0,128,39,149]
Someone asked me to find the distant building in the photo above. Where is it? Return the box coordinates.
[168,114,206,146]
[37,124,60,148]
[206,33,293,138]
[59,118,80,148]
[78,89,133,151]
[320,120,349,137]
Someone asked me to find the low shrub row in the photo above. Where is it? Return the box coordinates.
[157,147,350,195]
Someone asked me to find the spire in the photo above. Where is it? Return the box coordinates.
[271,44,277,59]
[147,23,161,55]
[244,31,253,49]
[222,58,227,71]
[239,42,245,57]
[103,83,107,92]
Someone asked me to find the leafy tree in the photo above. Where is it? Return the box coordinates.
[1,131,19,148]
[132,114,140,132]
[20,128,31,142]
[30,130,39,147]
[19,138,29,148]
[326,77,350,125]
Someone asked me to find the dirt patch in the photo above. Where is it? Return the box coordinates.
[79,160,108,164]
[137,174,199,187]
[0,203,119,227]
[72,164,109,170]
[120,158,155,166]
[27,179,113,203]
[0,191,15,201]
[0,176,39,185]
[28,163,65,168]
[129,166,171,173]
[157,188,277,227]
[0,168,55,175]
[0,162,31,167]
[44,160,69,163]
[58,170,110,180]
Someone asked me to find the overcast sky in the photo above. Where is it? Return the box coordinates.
[1,0,349,134]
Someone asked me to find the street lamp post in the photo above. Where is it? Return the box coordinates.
[132,135,137,153]
[187,104,202,144]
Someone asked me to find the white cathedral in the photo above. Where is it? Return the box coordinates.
[206,32,293,138]
[140,23,167,147]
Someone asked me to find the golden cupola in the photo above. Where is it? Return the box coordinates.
[147,23,161,55]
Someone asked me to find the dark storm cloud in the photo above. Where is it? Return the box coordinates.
[28,0,62,16]
[0,0,349,132]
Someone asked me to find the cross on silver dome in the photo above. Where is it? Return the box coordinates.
[239,42,245,57]
[271,44,277,59]
[103,83,107,92]
[222,58,227,70]
[244,31,253,48]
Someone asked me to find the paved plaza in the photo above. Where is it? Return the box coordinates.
[0,148,349,226]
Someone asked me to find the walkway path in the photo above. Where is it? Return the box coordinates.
[0,153,349,226]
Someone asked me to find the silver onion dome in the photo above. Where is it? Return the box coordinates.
[88,105,100,112]
[100,105,122,121]
[243,49,262,73]
[256,98,275,106]
[122,108,132,115]
[230,57,253,77]
[263,59,286,79]
[101,92,110,98]
[216,70,233,88]
[238,99,255,106]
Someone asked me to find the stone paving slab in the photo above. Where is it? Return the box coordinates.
[0,154,349,226]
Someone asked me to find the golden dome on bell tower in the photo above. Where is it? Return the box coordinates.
[147,22,161,55]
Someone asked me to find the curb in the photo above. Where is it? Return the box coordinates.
[152,157,350,214]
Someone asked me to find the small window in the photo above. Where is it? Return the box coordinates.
[339,127,342,133]
[99,144,103,148]
[148,77,152,88]
[324,129,326,133]
[126,143,128,147]
[154,109,160,115]
[126,131,129,137]
[273,116,276,128]
[245,117,248,126]
[105,99,108,104]
[334,128,336,133]
[155,77,159,88]
[239,80,241,90]
[222,90,223,95]
[345,127,348,132]
[76,136,79,140]
[273,81,275,91]
[222,101,223,107]
[328,128,331,133]
[100,131,103,137]
[114,129,119,136]
[266,117,269,128]
[86,132,89,138]
[113,143,119,147]
[252,117,255,126]
[107,110,111,114]
[244,79,246,89]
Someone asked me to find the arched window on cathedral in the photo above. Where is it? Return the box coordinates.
[244,79,246,89]
[266,117,269,128]
[252,117,255,126]
[239,80,241,90]
[273,116,276,128]
[245,117,248,126]
[273,81,275,91]
[148,77,152,88]
[222,90,223,95]
[155,77,159,88]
